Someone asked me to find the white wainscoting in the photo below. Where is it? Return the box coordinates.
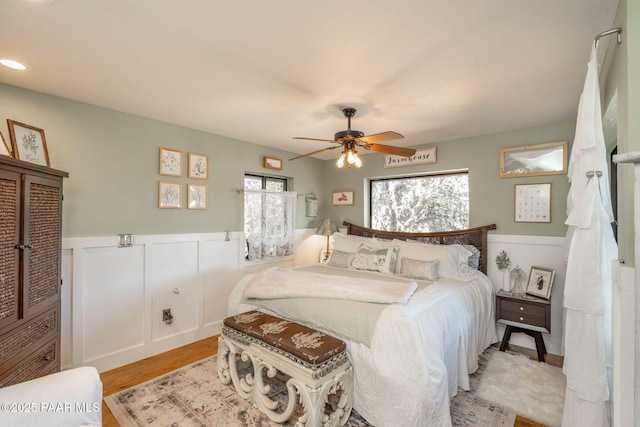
[60,229,565,372]
[487,234,567,356]
[61,229,322,372]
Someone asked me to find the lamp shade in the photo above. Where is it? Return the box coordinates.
[316,218,338,236]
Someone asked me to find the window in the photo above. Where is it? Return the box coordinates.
[244,174,296,260]
[244,174,287,192]
[370,172,469,232]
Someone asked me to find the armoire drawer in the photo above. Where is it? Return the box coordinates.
[0,339,59,388]
[0,307,58,367]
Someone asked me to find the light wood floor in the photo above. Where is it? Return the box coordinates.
[100,336,562,427]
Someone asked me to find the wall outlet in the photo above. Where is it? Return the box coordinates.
[118,234,133,248]
[162,308,173,324]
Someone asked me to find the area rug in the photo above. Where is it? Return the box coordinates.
[104,348,532,426]
[476,350,566,427]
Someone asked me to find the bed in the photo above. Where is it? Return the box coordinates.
[228,222,498,427]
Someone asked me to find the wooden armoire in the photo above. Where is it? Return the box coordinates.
[0,156,68,387]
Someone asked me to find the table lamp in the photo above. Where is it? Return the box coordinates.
[316,218,338,262]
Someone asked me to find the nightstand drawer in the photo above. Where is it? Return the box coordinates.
[500,299,546,318]
[499,309,547,328]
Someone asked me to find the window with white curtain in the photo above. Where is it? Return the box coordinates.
[244,174,297,260]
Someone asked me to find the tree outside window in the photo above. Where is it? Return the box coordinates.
[370,172,469,232]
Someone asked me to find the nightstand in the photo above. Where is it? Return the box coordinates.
[495,290,551,361]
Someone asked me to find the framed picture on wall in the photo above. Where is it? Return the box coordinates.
[188,152,208,179]
[7,119,50,166]
[159,147,182,176]
[500,141,567,178]
[514,183,551,223]
[187,184,207,209]
[332,191,354,206]
[158,181,182,208]
[263,156,283,170]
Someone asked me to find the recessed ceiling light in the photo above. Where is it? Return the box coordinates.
[0,59,32,71]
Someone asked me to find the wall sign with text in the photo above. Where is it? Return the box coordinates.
[384,147,436,168]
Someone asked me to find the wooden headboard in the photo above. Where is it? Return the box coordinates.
[343,222,497,274]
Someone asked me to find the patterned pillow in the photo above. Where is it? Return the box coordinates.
[350,243,399,275]
[327,250,355,268]
[399,257,439,281]
[463,245,481,270]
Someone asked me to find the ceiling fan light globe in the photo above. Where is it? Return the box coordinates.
[336,154,346,168]
[354,155,363,168]
[347,150,356,163]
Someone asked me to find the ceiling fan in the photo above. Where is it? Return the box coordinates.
[289,108,416,168]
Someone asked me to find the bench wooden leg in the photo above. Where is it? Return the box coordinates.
[218,335,353,427]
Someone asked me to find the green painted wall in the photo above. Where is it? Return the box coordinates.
[1,83,579,240]
[323,122,576,237]
[0,84,327,237]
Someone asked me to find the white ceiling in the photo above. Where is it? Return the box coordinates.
[0,0,619,160]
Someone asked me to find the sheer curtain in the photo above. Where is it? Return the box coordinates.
[244,189,297,260]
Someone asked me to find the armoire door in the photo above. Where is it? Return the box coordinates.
[21,174,63,319]
[0,169,21,331]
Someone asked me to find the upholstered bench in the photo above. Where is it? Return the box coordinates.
[217,310,353,427]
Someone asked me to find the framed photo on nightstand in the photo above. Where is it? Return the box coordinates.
[526,266,555,299]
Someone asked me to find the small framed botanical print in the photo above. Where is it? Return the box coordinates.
[159,147,182,176]
[188,152,208,179]
[263,156,283,170]
[7,120,50,166]
[158,181,182,208]
[332,191,354,206]
[187,184,207,209]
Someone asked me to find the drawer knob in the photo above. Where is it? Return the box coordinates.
[43,355,51,362]
[519,306,524,311]
[519,316,524,321]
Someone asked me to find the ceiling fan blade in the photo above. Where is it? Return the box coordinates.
[289,145,342,161]
[358,131,404,144]
[293,137,341,144]
[365,144,416,157]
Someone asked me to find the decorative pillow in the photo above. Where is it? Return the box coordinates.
[332,232,381,254]
[350,243,399,275]
[399,257,439,281]
[463,244,481,270]
[392,239,472,279]
[327,250,355,269]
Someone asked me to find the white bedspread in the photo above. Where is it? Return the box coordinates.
[243,266,417,304]
[228,265,498,427]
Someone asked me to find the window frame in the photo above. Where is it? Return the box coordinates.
[244,173,288,192]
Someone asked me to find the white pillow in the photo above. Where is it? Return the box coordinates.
[350,243,399,275]
[399,257,439,281]
[327,250,355,268]
[393,239,472,279]
[332,232,379,254]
